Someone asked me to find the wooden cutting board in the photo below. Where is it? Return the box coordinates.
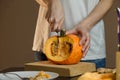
[25,61,96,77]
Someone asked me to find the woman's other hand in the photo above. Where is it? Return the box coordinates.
[66,22,91,57]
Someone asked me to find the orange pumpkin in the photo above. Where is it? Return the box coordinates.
[44,30,83,64]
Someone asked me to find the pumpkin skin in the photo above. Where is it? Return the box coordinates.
[44,34,83,64]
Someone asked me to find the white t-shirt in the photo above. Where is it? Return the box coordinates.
[51,0,106,60]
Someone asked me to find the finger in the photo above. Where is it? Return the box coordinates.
[80,35,86,46]
[50,22,55,31]
[49,18,55,31]
[82,36,90,51]
[58,17,64,30]
[83,43,90,57]
[48,17,54,23]
[53,23,59,32]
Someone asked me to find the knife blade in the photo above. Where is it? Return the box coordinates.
[55,28,60,55]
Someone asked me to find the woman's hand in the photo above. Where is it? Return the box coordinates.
[46,0,64,32]
[66,22,91,57]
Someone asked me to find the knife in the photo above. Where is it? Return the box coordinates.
[55,27,60,48]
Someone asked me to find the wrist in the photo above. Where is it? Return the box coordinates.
[79,20,92,32]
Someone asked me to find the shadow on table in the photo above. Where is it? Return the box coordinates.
[0,67,24,73]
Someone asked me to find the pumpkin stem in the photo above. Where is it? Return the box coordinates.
[60,29,66,37]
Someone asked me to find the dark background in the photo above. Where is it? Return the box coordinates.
[0,0,119,71]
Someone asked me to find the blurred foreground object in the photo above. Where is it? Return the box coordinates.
[78,68,116,80]
[116,7,120,80]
